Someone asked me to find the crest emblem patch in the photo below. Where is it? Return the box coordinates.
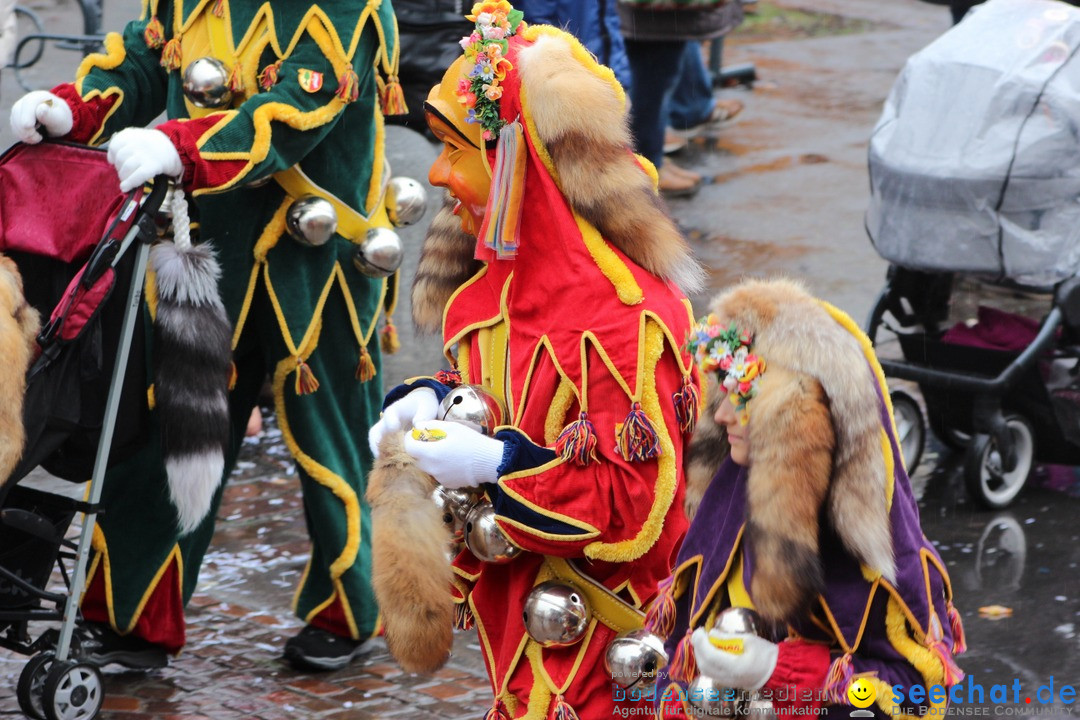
[297,68,324,93]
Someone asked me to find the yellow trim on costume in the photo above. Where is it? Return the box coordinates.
[253,198,290,262]
[334,262,388,349]
[636,152,660,188]
[817,579,881,655]
[458,342,471,383]
[494,464,603,538]
[726,548,755,610]
[262,263,332,359]
[231,264,262,350]
[534,620,599,696]
[576,213,642,306]
[523,643,556,720]
[883,594,948,713]
[583,320,678,563]
[689,525,746,627]
[89,528,183,635]
[514,336,577,421]
[73,32,128,146]
[441,267,507,363]
[546,376,577,445]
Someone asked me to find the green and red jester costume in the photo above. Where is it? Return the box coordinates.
[46,0,406,655]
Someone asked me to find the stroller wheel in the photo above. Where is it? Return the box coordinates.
[964,414,1035,509]
[41,659,104,720]
[17,651,55,720]
[890,390,925,473]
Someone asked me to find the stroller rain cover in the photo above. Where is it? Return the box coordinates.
[867,0,1080,287]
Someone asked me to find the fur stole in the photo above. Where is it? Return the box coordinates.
[0,254,40,482]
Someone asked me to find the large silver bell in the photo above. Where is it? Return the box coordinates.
[353,227,403,277]
[385,176,428,227]
[182,57,233,108]
[432,485,477,543]
[286,196,338,247]
[711,607,763,636]
[439,385,508,436]
[687,675,741,717]
[605,629,668,690]
[463,502,521,564]
[522,581,590,647]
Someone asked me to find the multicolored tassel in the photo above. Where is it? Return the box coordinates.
[484,699,510,720]
[822,653,853,704]
[455,602,474,631]
[616,402,661,462]
[211,0,225,17]
[480,120,526,259]
[434,368,463,387]
[380,74,408,116]
[947,601,967,655]
[927,613,965,686]
[555,412,599,466]
[258,60,282,91]
[294,359,319,395]
[553,695,580,720]
[380,318,400,354]
[161,37,183,71]
[355,346,376,382]
[672,375,700,434]
[335,68,360,103]
[143,16,164,49]
[644,576,677,640]
[227,61,244,93]
[667,629,697,684]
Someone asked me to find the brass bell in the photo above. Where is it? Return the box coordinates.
[687,675,741,717]
[432,485,477,543]
[353,227,403,277]
[385,176,428,227]
[605,629,668,690]
[286,196,338,247]
[438,385,508,436]
[463,501,520,564]
[182,57,233,108]
[522,581,590,647]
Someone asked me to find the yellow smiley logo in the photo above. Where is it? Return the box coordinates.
[847,678,876,709]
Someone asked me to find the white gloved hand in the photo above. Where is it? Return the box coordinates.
[10,91,74,144]
[402,419,505,489]
[107,128,183,192]
[368,387,440,458]
[690,627,779,692]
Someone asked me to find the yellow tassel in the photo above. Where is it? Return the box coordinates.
[211,0,225,17]
[161,37,182,71]
[143,16,164,50]
[380,319,400,354]
[227,360,237,391]
[335,68,360,103]
[258,60,282,91]
[294,359,319,395]
[355,346,376,382]
[380,74,408,116]
[227,61,244,93]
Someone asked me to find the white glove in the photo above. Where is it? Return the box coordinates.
[368,388,440,458]
[402,419,505,489]
[10,91,73,144]
[690,627,779,692]
[107,128,183,192]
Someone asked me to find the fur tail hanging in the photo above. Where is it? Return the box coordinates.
[412,192,483,335]
[151,240,232,535]
[0,254,40,483]
[366,432,455,673]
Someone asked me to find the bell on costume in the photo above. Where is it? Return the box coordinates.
[286,196,338,247]
[605,629,669,690]
[182,57,233,108]
[385,176,428,227]
[688,607,767,717]
[438,385,508,436]
[463,501,520,564]
[432,485,477,543]
[522,581,591,648]
[353,227,403,277]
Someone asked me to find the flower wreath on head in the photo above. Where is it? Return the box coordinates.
[685,315,766,424]
[457,1,525,141]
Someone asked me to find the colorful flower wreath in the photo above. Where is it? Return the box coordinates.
[457,1,525,141]
[685,316,766,424]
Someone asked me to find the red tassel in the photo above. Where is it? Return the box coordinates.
[616,402,661,462]
[335,68,360,103]
[667,630,697,684]
[355,346,376,382]
[380,74,408,116]
[211,0,225,17]
[823,653,854,704]
[455,602,474,631]
[258,60,281,91]
[294,359,319,395]
[484,699,510,720]
[555,412,599,466]
[645,576,677,640]
[160,37,182,71]
[143,16,164,49]
[227,61,243,93]
[434,369,462,387]
[927,613,965,686]
[380,318,400,354]
[947,601,967,655]
[553,695,580,720]
[672,375,700,434]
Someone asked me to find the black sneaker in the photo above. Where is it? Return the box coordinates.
[80,622,169,670]
[283,625,373,671]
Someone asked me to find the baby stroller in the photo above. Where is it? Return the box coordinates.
[0,140,168,719]
[864,0,1080,509]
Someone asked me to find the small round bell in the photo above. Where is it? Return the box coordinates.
[711,607,763,637]
[385,176,428,227]
[604,629,668,690]
[745,699,777,719]
[463,502,521,564]
[182,57,233,108]
[353,227,403,277]
[522,581,590,647]
[286,196,338,247]
[439,385,508,436]
[432,485,477,543]
[686,675,741,717]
